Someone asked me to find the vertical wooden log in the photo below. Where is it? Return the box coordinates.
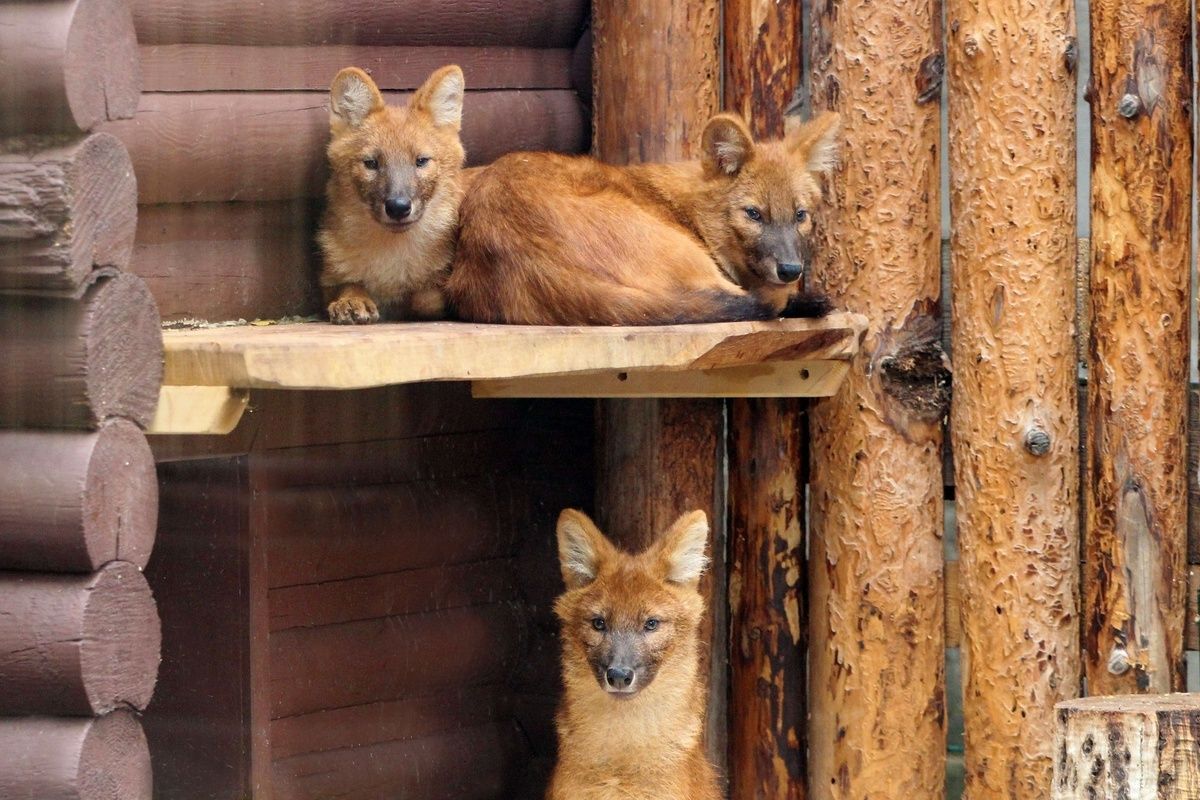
[946,1,1081,797]
[1052,694,1200,799]
[807,0,949,797]
[728,400,806,800]
[1085,0,1191,694]
[723,4,806,798]
[592,2,726,776]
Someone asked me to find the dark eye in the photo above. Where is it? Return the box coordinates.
[590,617,607,632]
[795,209,809,223]
[362,157,379,170]
[415,156,431,167]
[643,618,660,632]
[744,207,763,222]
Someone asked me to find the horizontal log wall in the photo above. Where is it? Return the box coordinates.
[0,0,140,135]
[0,420,156,571]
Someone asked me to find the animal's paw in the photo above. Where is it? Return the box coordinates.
[328,295,380,324]
[781,291,833,318]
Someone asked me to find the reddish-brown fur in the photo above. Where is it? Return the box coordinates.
[318,65,469,323]
[550,509,719,800]
[447,112,840,325]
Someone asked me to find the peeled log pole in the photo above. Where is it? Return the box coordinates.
[592,0,727,778]
[724,4,806,797]
[1052,694,1200,798]
[0,133,137,292]
[947,1,1080,796]
[807,1,948,797]
[1085,0,1191,694]
[0,272,163,430]
[0,0,140,135]
[0,712,152,800]
[728,400,806,800]
[0,420,157,571]
[0,561,160,715]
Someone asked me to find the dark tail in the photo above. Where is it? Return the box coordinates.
[664,289,833,324]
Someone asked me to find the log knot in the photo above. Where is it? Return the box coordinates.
[875,313,951,427]
[915,53,943,105]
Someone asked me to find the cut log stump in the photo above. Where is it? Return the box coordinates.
[1052,694,1200,799]
[0,561,161,715]
[0,0,141,135]
[0,272,163,430]
[0,133,137,292]
[0,419,157,571]
[0,711,152,800]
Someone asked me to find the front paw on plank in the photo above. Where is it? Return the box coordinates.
[328,296,379,324]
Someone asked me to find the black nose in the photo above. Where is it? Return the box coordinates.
[777,262,803,282]
[384,196,413,220]
[605,667,634,689]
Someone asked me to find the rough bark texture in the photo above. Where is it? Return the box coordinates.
[1052,694,1200,799]
[807,0,949,796]
[0,712,151,800]
[723,5,806,797]
[0,272,163,430]
[0,133,137,292]
[1085,0,1191,694]
[592,0,727,779]
[0,0,141,135]
[728,399,806,800]
[0,419,157,572]
[0,561,161,715]
[946,1,1081,797]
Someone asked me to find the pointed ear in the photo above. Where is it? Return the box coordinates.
[557,509,615,590]
[654,510,710,586]
[701,113,755,177]
[330,67,385,132]
[411,65,465,130]
[788,111,841,174]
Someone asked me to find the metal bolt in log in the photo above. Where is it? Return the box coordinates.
[1116,93,1142,118]
[1024,428,1052,456]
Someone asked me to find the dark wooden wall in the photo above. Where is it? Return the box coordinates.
[106,0,592,322]
[150,385,592,799]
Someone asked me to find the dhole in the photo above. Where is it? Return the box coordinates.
[318,65,466,323]
[550,508,719,800]
[446,112,839,325]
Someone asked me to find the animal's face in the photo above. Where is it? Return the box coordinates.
[701,112,840,288]
[326,66,466,231]
[553,509,708,698]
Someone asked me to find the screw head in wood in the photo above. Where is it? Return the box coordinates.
[1024,429,1051,456]
[1117,93,1142,118]
[1107,647,1131,675]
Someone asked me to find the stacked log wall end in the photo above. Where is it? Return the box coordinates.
[806,0,949,797]
[0,133,138,293]
[0,272,163,430]
[946,0,1081,796]
[591,0,728,779]
[132,0,589,48]
[0,561,160,715]
[1051,694,1200,799]
[1085,0,1192,695]
[723,2,807,797]
[0,420,157,571]
[0,0,141,136]
[104,90,588,205]
[0,711,152,800]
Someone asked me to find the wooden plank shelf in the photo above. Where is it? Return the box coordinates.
[150,313,866,435]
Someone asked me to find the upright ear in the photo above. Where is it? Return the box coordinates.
[411,65,465,131]
[701,113,755,177]
[788,111,841,174]
[653,510,710,586]
[330,67,385,132]
[557,509,616,590]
